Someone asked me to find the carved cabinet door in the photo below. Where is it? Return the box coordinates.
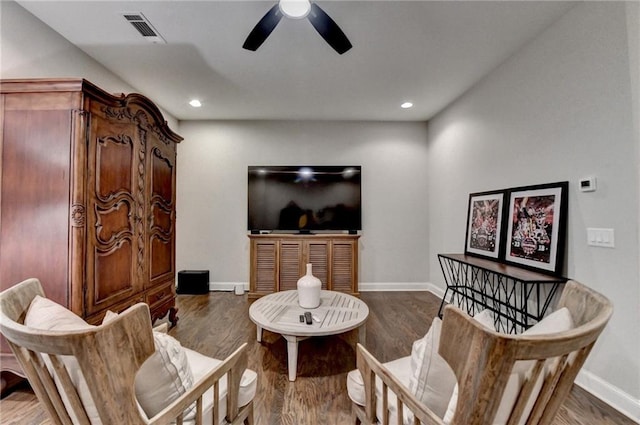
[84,107,145,316]
[146,135,176,289]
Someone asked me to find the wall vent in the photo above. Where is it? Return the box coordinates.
[121,12,166,44]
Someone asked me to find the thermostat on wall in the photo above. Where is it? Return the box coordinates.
[579,176,596,192]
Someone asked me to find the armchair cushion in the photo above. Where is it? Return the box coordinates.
[103,311,195,419]
[24,296,101,423]
[182,348,258,424]
[407,309,495,418]
[136,331,195,418]
[347,356,414,424]
[25,295,91,331]
[407,317,455,418]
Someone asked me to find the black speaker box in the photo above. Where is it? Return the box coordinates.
[177,270,209,294]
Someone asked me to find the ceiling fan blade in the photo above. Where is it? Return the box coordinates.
[243,4,283,51]
[307,3,352,54]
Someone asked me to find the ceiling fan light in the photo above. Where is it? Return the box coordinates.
[279,0,311,19]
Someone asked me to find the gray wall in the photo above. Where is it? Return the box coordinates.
[427,1,639,416]
[175,120,430,288]
[0,0,178,129]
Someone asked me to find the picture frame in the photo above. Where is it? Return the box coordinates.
[464,190,506,260]
[504,181,568,275]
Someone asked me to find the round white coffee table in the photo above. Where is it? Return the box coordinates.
[249,290,369,381]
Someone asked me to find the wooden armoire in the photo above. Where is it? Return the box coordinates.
[0,79,182,389]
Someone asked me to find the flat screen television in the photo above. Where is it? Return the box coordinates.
[248,165,361,232]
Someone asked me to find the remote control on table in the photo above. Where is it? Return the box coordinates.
[304,312,313,325]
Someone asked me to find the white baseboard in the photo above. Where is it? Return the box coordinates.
[574,369,640,422]
[208,282,247,292]
[359,282,437,292]
[358,282,446,300]
[424,282,446,298]
[202,282,441,293]
[208,282,442,294]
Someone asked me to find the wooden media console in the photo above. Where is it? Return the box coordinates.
[248,234,359,298]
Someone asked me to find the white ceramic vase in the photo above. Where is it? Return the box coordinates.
[297,263,321,309]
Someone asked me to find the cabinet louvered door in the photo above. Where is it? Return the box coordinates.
[306,241,329,290]
[252,240,278,294]
[85,111,143,316]
[279,241,303,291]
[331,240,357,293]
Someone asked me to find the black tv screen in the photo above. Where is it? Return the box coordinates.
[248,166,362,232]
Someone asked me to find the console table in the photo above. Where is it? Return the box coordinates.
[438,253,566,334]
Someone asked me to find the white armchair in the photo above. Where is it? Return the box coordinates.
[347,280,612,425]
[0,278,257,425]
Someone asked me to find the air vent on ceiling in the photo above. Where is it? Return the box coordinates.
[121,12,166,44]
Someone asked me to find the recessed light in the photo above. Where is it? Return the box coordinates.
[189,99,202,108]
[401,102,413,109]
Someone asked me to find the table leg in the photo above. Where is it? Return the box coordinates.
[283,335,299,381]
[256,325,263,343]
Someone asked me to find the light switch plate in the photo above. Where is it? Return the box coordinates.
[587,228,615,248]
[579,176,597,192]
[580,177,596,192]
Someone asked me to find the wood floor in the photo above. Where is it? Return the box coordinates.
[0,291,635,425]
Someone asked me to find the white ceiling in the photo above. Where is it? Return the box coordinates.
[16,0,575,121]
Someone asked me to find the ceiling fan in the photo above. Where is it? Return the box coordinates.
[242,0,352,54]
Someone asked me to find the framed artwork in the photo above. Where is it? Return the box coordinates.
[465,190,506,260]
[504,182,568,275]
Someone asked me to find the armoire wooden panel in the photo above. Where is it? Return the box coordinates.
[248,234,359,298]
[0,79,182,391]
